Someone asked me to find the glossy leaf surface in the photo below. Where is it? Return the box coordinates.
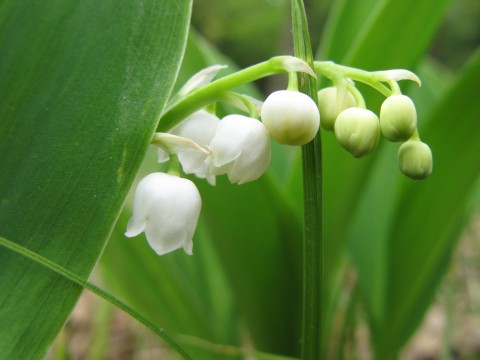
[0,1,191,357]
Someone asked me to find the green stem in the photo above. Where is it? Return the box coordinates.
[167,154,182,177]
[387,80,402,95]
[157,56,313,132]
[218,91,261,118]
[0,236,192,360]
[346,82,366,109]
[314,61,392,97]
[291,1,323,359]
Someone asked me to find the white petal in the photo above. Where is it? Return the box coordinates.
[228,121,270,184]
[160,110,220,181]
[183,238,193,255]
[207,115,271,184]
[172,110,220,145]
[208,115,249,167]
[125,174,161,237]
[125,216,146,238]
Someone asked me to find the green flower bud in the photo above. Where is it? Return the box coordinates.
[261,90,320,145]
[334,107,380,158]
[380,95,417,142]
[317,87,355,131]
[397,140,433,180]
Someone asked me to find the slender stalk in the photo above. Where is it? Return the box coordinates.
[0,236,192,360]
[314,61,392,97]
[157,56,314,132]
[291,1,323,359]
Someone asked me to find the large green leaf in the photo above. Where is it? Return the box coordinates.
[0,1,191,358]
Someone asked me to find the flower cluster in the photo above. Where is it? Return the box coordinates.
[126,89,319,255]
[315,64,432,180]
[125,57,321,256]
[125,57,432,256]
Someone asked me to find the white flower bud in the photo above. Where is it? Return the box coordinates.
[260,90,320,145]
[397,140,433,180]
[158,110,219,185]
[334,107,380,158]
[206,115,270,185]
[380,95,417,142]
[317,87,355,131]
[125,173,201,255]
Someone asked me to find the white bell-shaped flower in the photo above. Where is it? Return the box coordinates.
[261,90,320,145]
[158,110,219,185]
[125,173,202,256]
[205,115,271,185]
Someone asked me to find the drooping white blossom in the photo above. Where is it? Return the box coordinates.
[261,90,320,145]
[158,110,219,185]
[125,172,201,256]
[205,115,271,185]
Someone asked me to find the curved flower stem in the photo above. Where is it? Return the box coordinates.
[314,61,392,97]
[157,56,315,132]
[346,82,366,109]
[167,154,181,177]
[291,1,323,359]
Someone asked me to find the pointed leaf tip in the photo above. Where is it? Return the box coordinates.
[152,133,211,156]
[273,56,317,79]
[178,64,229,96]
[375,69,422,86]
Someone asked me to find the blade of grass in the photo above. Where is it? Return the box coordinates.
[291,1,323,359]
[0,235,192,360]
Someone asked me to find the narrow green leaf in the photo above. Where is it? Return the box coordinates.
[291,1,323,359]
[0,1,191,357]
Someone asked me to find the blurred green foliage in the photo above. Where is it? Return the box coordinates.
[193,0,479,73]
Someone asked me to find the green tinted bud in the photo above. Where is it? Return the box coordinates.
[334,107,380,158]
[397,140,433,180]
[317,87,355,131]
[261,90,320,145]
[380,95,417,142]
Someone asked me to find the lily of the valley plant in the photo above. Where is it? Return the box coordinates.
[125,56,432,256]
